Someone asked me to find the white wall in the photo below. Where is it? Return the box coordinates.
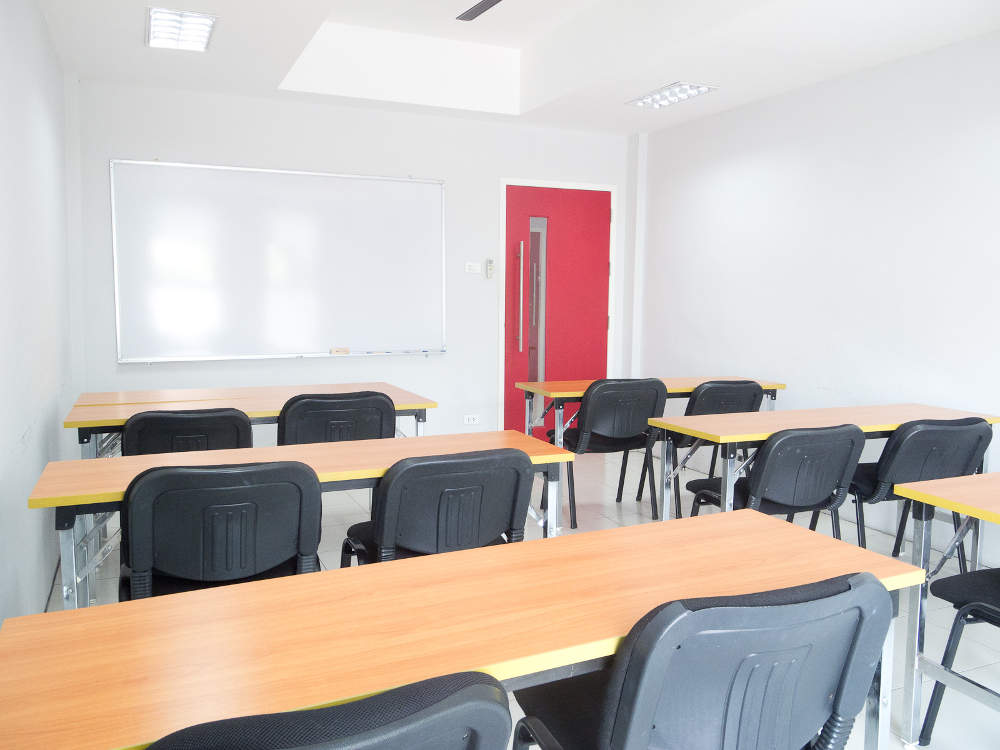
[70,82,631,438]
[641,31,1000,562]
[0,0,73,620]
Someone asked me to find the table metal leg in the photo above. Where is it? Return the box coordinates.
[554,402,564,448]
[902,504,933,744]
[524,393,534,436]
[545,463,562,538]
[970,518,982,572]
[659,434,674,520]
[79,428,98,459]
[765,390,777,411]
[58,516,92,610]
[865,591,897,750]
[720,443,737,512]
[414,410,426,437]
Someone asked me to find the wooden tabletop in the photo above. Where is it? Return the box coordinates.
[0,511,923,750]
[515,376,786,399]
[650,403,1000,444]
[65,382,437,428]
[29,431,572,509]
[895,473,1000,525]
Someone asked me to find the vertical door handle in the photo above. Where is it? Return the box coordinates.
[531,260,538,326]
[518,241,524,352]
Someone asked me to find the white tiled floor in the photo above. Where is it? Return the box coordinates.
[46,451,1000,748]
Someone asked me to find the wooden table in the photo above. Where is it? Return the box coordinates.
[0,511,922,750]
[649,404,1000,519]
[515,376,786,448]
[894,474,1000,743]
[65,382,438,459]
[32,431,570,610]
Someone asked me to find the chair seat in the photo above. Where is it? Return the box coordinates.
[849,462,880,501]
[346,521,506,562]
[690,477,836,515]
[513,669,607,750]
[547,428,648,454]
[930,569,1000,627]
[119,557,299,601]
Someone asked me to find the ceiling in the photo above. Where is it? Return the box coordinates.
[38,0,1000,134]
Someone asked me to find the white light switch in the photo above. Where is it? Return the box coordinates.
[465,261,482,274]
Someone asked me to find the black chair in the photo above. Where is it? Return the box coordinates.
[513,572,892,750]
[277,391,396,445]
[546,379,667,528]
[849,418,991,555]
[671,380,764,518]
[119,462,322,600]
[147,671,512,750]
[689,424,865,539]
[122,408,252,455]
[919,568,1000,746]
[341,449,534,566]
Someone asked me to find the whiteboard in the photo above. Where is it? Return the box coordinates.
[110,160,446,362]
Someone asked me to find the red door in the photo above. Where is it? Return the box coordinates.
[503,186,611,436]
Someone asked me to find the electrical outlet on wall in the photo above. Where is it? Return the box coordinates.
[463,414,481,425]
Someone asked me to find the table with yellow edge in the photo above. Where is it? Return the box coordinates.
[0,511,923,750]
[31,431,569,610]
[893,474,1000,744]
[515,376,786,450]
[65,381,438,460]
[649,404,1000,521]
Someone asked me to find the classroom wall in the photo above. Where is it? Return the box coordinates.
[68,81,633,437]
[0,0,74,620]
[640,31,1000,563]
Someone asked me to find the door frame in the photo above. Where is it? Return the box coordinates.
[496,178,620,429]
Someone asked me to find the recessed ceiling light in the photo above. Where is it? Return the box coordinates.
[147,8,216,52]
[628,82,716,109]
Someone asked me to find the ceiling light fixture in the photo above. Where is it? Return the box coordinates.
[147,8,216,52]
[628,81,715,109]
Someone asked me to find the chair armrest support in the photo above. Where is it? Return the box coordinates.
[513,716,565,750]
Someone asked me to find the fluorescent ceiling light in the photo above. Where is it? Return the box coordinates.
[147,8,216,52]
[628,81,716,109]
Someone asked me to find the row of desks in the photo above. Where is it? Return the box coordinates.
[0,511,924,750]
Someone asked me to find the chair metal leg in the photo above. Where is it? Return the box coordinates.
[636,451,648,502]
[566,462,578,529]
[892,499,911,557]
[855,496,868,548]
[952,512,968,574]
[708,445,719,478]
[809,511,821,531]
[615,451,628,503]
[919,612,969,746]
[785,513,795,523]
[690,494,702,517]
[830,509,842,540]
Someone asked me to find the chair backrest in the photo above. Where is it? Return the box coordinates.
[745,424,865,510]
[277,392,396,445]
[685,380,764,416]
[147,671,512,750]
[575,379,668,453]
[122,462,322,599]
[876,417,992,489]
[596,573,891,750]
[369,449,534,561]
[122,408,252,456]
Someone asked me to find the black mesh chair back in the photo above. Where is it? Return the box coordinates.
[277,391,396,445]
[686,380,764,416]
[575,379,668,453]
[147,671,512,750]
[367,449,534,561]
[874,417,991,498]
[121,462,322,599]
[514,573,891,750]
[122,408,252,455]
[744,424,865,510]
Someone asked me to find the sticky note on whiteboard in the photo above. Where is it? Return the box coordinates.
[330,347,350,355]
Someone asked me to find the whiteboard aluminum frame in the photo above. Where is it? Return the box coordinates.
[109,159,447,363]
